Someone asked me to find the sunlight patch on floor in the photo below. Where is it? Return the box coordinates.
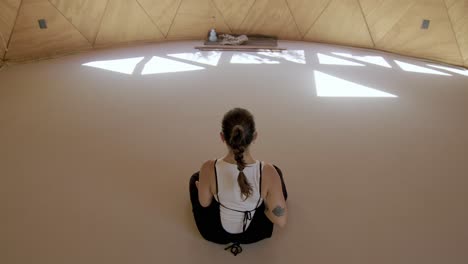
[257,50,306,64]
[142,56,205,75]
[427,64,468,76]
[231,53,280,64]
[332,52,392,68]
[82,57,144,74]
[168,51,222,66]
[318,54,365,66]
[395,60,451,76]
[314,71,397,97]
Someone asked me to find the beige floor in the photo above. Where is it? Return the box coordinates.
[1,41,468,264]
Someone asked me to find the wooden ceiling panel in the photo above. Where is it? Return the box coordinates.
[95,0,164,45]
[236,0,301,40]
[358,0,385,15]
[445,0,458,7]
[212,0,255,31]
[376,0,463,66]
[286,0,331,37]
[0,0,21,58]
[137,0,182,37]
[304,0,374,48]
[5,0,91,60]
[49,0,108,44]
[166,0,231,40]
[0,0,467,67]
[360,0,415,43]
[446,0,468,66]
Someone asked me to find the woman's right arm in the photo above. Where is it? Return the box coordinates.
[198,160,215,207]
[262,163,287,227]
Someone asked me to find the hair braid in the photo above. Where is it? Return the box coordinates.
[229,125,253,199]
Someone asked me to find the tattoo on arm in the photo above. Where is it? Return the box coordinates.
[272,206,285,217]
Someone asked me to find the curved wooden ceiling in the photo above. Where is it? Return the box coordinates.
[0,0,467,68]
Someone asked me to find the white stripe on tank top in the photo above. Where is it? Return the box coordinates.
[214,158,264,234]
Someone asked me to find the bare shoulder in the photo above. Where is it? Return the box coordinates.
[200,159,217,194]
[201,159,216,171]
[262,162,280,180]
[200,159,217,178]
[261,162,281,194]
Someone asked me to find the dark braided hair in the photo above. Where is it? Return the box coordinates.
[222,108,256,199]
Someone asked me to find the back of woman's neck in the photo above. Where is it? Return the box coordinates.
[222,152,256,165]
